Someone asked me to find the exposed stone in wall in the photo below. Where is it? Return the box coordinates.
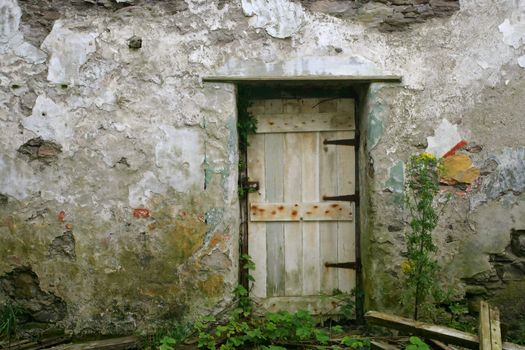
[48,231,76,260]
[17,137,62,161]
[303,0,459,31]
[471,147,525,209]
[0,266,67,323]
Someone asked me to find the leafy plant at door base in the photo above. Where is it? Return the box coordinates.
[156,254,370,349]
[404,336,429,350]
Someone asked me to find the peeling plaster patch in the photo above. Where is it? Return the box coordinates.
[441,154,480,185]
[385,161,404,194]
[155,126,204,193]
[22,96,77,152]
[41,21,98,85]
[518,55,525,68]
[0,0,22,48]
[205,208,224,235]
[368,112,384,150]
[366,85,387,150]
[471,147,525,209]
[452,199,525,279]
[0,0,45,63]
[0,155,37,200]
[128,171,167,207]
[499,18,525,49]
[241,0,305,39]
[425,119,463,158]
[218,55,383,77]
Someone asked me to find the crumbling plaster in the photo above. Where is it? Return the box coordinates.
[0,0,525,335]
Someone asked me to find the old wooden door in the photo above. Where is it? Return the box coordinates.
[247,98,356,314]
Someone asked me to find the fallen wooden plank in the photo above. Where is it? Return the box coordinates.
[0,336,70,350]
[427,339,453,350]
[365,311,525,350]
[489,306,502,350]
[49,336,139,350]
[480,301,492,350]
[371,340,401,350]
[480,301,502,350]
[0,339,32,350]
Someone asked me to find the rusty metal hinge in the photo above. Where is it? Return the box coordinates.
[323,138,356,146]
[323,131,360,147]
[325,262,356,269]
[322,193,359,203]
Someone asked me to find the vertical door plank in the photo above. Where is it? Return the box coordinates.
[337,99,355,114]
[283,99,301,114]
[265,133,285,297]
[319,130,339,293]
[284,133,303,296]
[336,130,356,292]
[302,132,320,295]
[247,133,267,298]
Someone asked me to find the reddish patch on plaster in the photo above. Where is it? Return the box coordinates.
[443,140,468,158]
[58,211,65,222]
[133,208,150,219]
[208,233,223,249]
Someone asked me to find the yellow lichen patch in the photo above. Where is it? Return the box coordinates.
[161,218,207,264]
[198,274,224,297]
[441,154,480,184]
[401,260,412,274]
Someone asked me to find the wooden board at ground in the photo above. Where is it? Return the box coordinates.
[49,336,139,350]
[365,311,525,350]
[479,301,502,350]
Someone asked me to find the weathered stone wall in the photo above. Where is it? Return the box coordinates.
[1,0,525,338]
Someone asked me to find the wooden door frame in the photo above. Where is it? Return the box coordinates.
[237,83,365,321]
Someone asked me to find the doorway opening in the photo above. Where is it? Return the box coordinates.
[237,82,369,321]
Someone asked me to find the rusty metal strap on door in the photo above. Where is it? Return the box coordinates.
[322,193,359,203]
[323,138,357,146]
[323,131,360,147]
[325,262,356,269]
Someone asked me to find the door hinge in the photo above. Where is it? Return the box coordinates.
[323,131,360,147]
[323,138,357,146]
[322,193,359,203]
[325,262,356,269]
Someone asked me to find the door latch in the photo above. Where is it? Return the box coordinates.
[246,181,260,192]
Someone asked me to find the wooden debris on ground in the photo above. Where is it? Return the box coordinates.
[0,336,71,350]
[365,301,525,350]
[48,336,139,350]
[479,301,502,350]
